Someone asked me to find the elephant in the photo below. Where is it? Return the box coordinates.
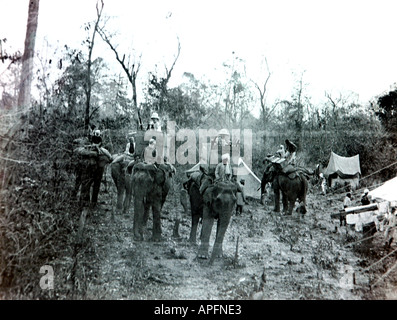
[261,160,308,217]
[131,162,175,241]
[110,155,135,213]
[185,170,210,244]
[197,180,238,263]
[72,138,112,208]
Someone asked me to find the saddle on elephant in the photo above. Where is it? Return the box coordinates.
[133,162,174,177]
[74,144,112,167]
[111,152,135,165]
[267,156,303,180]
[133,162,161,172]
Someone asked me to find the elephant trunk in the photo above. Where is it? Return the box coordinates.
[172,219,181,238]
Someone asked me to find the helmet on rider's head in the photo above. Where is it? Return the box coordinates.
[221,153,230,162]
[218,129,230,136]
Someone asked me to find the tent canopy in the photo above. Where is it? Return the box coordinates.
[234,158,261,199]
[324,152,361,178]
[185,162,202,174]
[368,176,397,202]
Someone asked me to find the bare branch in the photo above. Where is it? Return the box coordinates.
[97,23,142,128]
[165,37,181,82]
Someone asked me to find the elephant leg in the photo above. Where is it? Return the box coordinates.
[72,168,82,200]
[151,202,162,241]
[260,178,266,205]
[123,191,132,214]
[133,201,144,241]
[287,198,295,216]
[143,202,150,227]
[116,189,125,210]
[123,176,133,214]
[189,212,201,244]
[115,180,125,211]
[111,163,125,210]
[273,189,281,212]
[91,167,104,205]
[210,214,232,263]
[198,206,214,259]
[282,194,289,214]
[296,200,307,218]
[173,219,181,239]
[80,172,94,207]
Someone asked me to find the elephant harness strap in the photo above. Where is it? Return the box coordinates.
[132,162,171,187]
[280,164,299,180]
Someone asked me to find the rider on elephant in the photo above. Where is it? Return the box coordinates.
[214,153,232,183]
[284,139,297,165]
[270,139,298,174]
[111,131,136,165]
[146,112,162,132]
[199,154,243,199]
[144,138,158,164]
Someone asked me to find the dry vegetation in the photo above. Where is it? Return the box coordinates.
[1,163,396,300]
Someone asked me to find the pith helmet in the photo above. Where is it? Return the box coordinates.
[151,112,160,120]
[219,128,230,136]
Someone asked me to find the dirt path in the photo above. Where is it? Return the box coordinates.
[68,177,396,300]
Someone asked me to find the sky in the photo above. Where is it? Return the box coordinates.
[2,0,397,115]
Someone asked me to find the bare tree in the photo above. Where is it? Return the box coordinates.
[0,0,40,151]
[252,57,274,130]
[17,0,40,112]
[324,91,353,129]
[83,0,104,133]
[147,38,181,119]
[157,38,181,116]
[97,24,142,128]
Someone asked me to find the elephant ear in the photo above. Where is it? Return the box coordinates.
[153,169,166,185]
[202,187,213,207]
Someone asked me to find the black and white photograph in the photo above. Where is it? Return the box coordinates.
[1,0,397,304]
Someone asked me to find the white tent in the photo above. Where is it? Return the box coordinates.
[368,176,397,206]
[185,157,261,199]
[324,152,361,189]
[234,158,261,199]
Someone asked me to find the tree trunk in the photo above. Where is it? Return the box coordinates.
[17,0,40,111]
[0,0,40,151]
[84,0,104,134]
